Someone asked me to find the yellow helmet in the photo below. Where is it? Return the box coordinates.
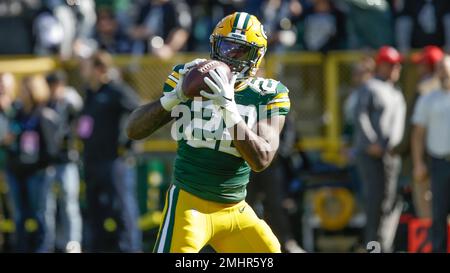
[210,12,268,79]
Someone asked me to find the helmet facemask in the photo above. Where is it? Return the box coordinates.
[210,35,265,80]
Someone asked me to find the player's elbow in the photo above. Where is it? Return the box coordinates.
[126,126,138,140]
[126,121,143,140]
[251,165,268,173]
[249,158,271,172]
[249,148,277,172]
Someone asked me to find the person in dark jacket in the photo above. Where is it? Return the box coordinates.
[395,0,450,51]
[4,75,60,252]
[78,51,141,252]
[0,72,16,252]
[44,71,83,253]
[129,0,191,59]
[354,47,406,252]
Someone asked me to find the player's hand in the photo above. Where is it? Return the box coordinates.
[175,58,207,102]
[413,161,428,183]
[182,58,207,71]
[160,58,206,111]
[175,59,206,102]
[201,69,237,108]
[201,69,242,128]
[366,143,384,158]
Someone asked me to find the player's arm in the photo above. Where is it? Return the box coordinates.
[231,115,285,172]
[126,59,206,140]
[126,100,172,140]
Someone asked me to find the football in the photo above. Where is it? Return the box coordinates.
[182,60,232,99]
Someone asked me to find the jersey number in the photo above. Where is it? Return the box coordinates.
[250,78,278,94]
[185,101,257,157]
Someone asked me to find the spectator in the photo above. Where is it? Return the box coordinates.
[185,0,214,52]
[94,8,133,54]
[0,73,16,252]
[33,2,64,56]
[0,185,3,251]
[43,0,77,60]
[129,0,191,59]
[33,0,91,57]
[186,0,258,52]
[411,45,444,96]
[74,0,97,39]
[0,73,15,138]
[95,0,133,29]
[297,0,346,52]
[394,45,443,219]
[354,46,406,252]
[411,55,450,253]
[72,0,98,59]
[0,0,37,54]
[343,56,375,142]
[44,71,83,253]
[260,0,303,52]
[4,75,60,252]
[78,51,141,252]
[395,0,450,52]
[346,0,394,49]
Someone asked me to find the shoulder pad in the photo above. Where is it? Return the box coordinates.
[247,77,288,95]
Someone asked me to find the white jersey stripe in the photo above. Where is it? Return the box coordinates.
[168,75,179,83]
[157,185,176,253]
[236,12,248,30]
[267,98,290,104]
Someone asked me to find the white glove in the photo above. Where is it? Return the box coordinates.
[160,58,207,111]
[201,69,242,128]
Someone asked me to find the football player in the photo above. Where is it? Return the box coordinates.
[127,12,291,253]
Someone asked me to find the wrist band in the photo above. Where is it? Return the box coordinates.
[160,92,180,111]
[221,103,243,128]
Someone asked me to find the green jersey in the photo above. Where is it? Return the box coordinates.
[163,64,291,203]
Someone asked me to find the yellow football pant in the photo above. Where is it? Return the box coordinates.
[153,184,281,253]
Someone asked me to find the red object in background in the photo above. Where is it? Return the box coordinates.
[408,218,450,253]
[375,46,403,65]
[411,45,444,66]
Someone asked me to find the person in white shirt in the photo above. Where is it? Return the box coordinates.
[412,55,450,253]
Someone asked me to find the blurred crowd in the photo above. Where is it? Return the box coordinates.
[2,0,450,59]
[0,51,142,252]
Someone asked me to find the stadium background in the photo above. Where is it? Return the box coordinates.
[0,0,449,252]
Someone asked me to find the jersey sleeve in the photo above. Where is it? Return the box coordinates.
[162,64,185,93]
[260,81,291,119]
